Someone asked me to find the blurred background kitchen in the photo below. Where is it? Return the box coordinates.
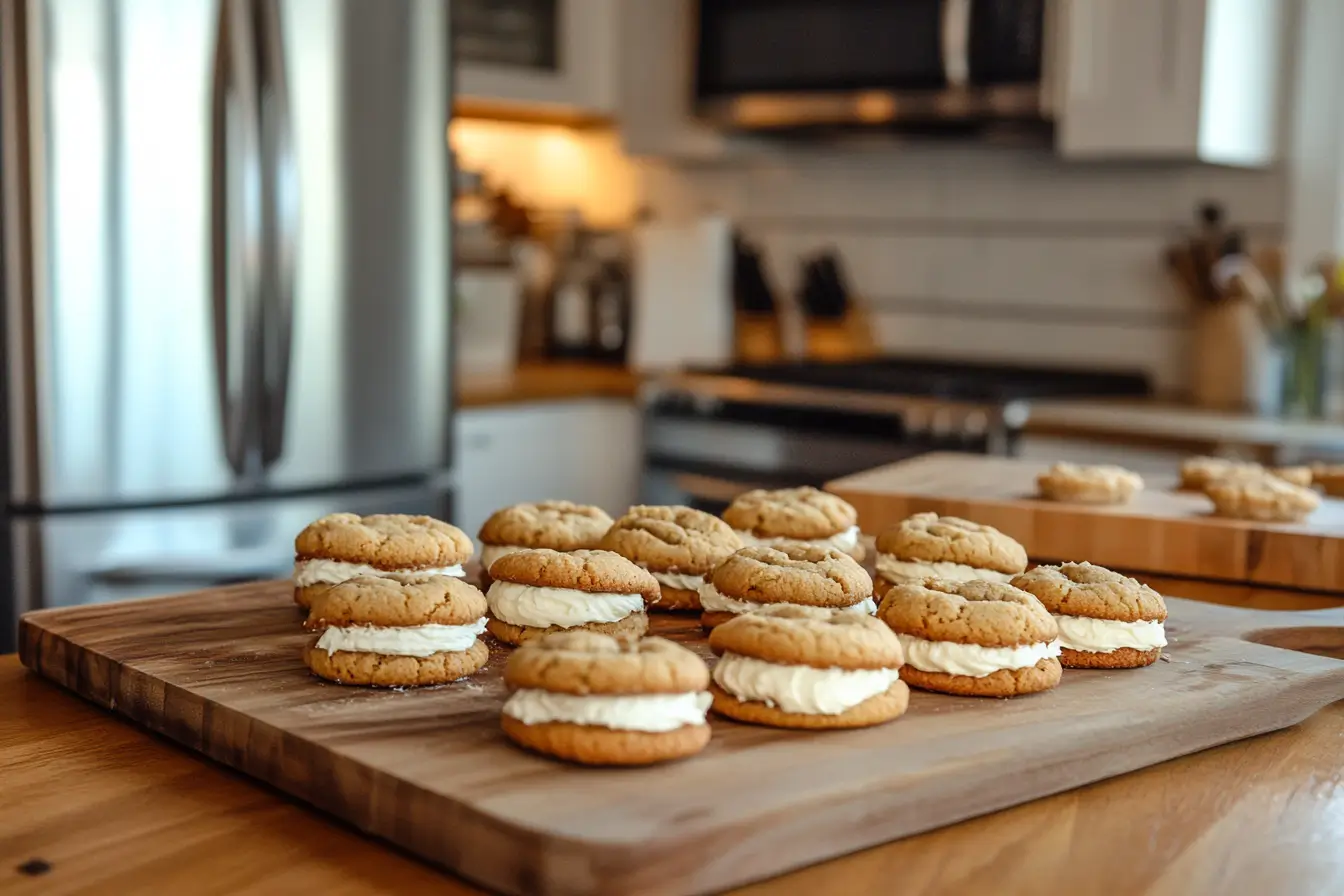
[3,0,1344,649]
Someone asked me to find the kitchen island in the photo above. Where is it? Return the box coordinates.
[3,572,1341,896]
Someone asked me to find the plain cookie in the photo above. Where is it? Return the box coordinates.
[1036,462,1143,505]
[478,501,613,552]
[1204,474,1320,523]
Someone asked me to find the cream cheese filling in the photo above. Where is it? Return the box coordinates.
[651,570,708,591]
[294,557,465,588]
[502,689,711,732]
[896,634,1060,678]
[698,582,876,618]
[734,524,861,554]
[315,618,487,657]
[712,652,901,715]
[480,544,529,569]
[487,581,645,629]
[1054,615,1167,653]
[875,555,1013,585]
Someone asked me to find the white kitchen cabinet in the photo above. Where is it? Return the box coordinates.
[455,399,641,539]
[1054,0,1288,166]
[456,0,618,119]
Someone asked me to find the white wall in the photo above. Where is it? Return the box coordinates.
[638,145,1287,392]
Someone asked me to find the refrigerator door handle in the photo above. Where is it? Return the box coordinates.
[209,0,265,478]
[256,0,298,469]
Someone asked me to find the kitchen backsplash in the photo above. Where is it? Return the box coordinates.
[638,145,1287,392]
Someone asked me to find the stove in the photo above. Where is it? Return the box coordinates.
[639,357,1152,512]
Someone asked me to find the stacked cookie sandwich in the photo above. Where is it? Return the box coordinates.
[303,575,490,687]
[878,579,1062,698]
[292,513,472,609]
[1012,562,1167,668]
[485,549,656,645]
[500,631,712,765]
[600,505,742,612]
[698,544,875,629]
[873,512,1027,597]
[708,605,909,729]
[722,486,863,559]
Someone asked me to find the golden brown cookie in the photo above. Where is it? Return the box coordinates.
[874,512,1027,575]
[1179,457,1312,491]
[899,658,1061,698]
[500,633,712,765]
[303,576,487,630]
[656,586,703,612]
[878,579,1060,698]
[723,486,857,539]
[499,717,711,766]
[304,639,489,687]
[477,501,613,551]
[1011,562,1167,670]
[708,545,873,608]
[295,513,473,568]
[1204,473,1320,523]
[878,579,1057,647]
[599,505,743,575]
[488,549,660,603]
[486,611,649,647]
[504,631,709,694]
[707,605,908,729]
[1010,563,1166,623]
[1036,462,1143,505]
[699,544,875,629]
[708,604,901,669]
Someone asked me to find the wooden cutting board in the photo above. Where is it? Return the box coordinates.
[18,582,1344,896]
[829,452,1344,593]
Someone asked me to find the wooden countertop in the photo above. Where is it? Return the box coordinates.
[456,362,641,408]
[3,576,1342,895]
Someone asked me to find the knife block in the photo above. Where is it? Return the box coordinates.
[804,305,877,361]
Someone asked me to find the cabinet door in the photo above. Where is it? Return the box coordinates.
[455,0,617,117]
[1054,0,1207,159]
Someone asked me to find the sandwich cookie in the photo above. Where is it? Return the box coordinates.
[501,631,712,765]
[303,575,489,687]
[708,604,909,729]
[1037,462,1143,505]
[1204,473,1320,523]
[477,501,613,582]
[485,549,656,645]
[722,486,863,560]
[878,579,1061,697]
[873,512,1027,597]
[1179,456,1312,491]
[292,513,472,609]
[698,544,876,630]
[1011,562,1167,668]
[599,505,743,612]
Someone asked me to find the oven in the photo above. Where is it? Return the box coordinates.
[640,359,1151,513]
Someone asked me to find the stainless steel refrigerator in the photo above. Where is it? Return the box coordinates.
[0,0,454,650]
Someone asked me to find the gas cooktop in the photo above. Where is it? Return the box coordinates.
[682,357,1153,403]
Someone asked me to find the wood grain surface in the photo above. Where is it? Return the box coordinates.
[17,582,1344,896]
[829,452,1344,593]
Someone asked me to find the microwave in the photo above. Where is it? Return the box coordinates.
[694,0,1054,132]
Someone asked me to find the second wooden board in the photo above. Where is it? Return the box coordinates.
[828,452,1344,593]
